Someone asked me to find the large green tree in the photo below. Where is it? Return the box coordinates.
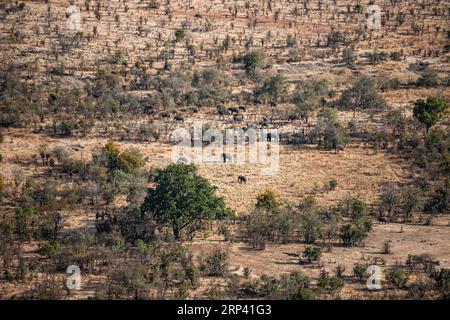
[141,164,232,239]
[413,97,448,133]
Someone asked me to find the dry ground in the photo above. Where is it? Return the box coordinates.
[1,126,449,299]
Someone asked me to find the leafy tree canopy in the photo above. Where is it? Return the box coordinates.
[141,164,233,239]
[413,96,448,132]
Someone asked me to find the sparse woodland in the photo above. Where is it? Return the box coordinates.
[0,0,449,300]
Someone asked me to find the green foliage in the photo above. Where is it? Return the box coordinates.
[317,273,344,292]
[379,184,400,217]
[367,50,388,65]
[242,50,264,75]
[339,76,387,112]
[111,50,126,65]
[141,164,232,239]
[95,141,146,174]
[341,196,368,220]
[245,209,270,250]
[15,207,36,239]
[257,73,287,101]
[299,208,322,244]
[236,272,314,300]
[148,0,160,9]
[292,79,329,122]
[342,47,356,65]
[198,249,229,277]
[247,215,268,249]
[38,241,59,257]
[355,215,372,233]
[317,107,348,151]
[417,70,439,88]
[430,268,450,292]
[303,246,321,263]
[277,272,313,300]
[353,264,368,281]
[386,266,410,289]
[340,223,368,246]
[326,179,338,191]
[175,29,185,42]
[401,187,423,221]
[255,189,281,211]
[218,223,231,241]
[424,185,449,213]
[286,34,297,47]
[413,97,448,132]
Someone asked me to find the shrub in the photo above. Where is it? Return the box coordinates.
[292,79,329,124]
[339,76,387,114]
[95,141,146,174]
[257,73,287,101]
[286,34,297,47]
[386,266,410,289]
[103,262,149,299]
[199,249,229,277]
[327,179,338,191]
[340,196,367,219]
[111,50,126,65]
[277,272,313,300]
[15,207,36,239]
[245,209,271,250]
[236,272,313,299]
[383,240,392,254]
[302,246,321,264]
[406,254,440,273]
[379,184,400,217]
[340,223,367,246]
[342,47,356,65]
[430,268,450,294]
[355,215,372,233]
[174,29,185,42]
[299,209,322,244]
[218,223,231,241]
[417,70,439,87]
[318,273,345,292]
[408,280,434,299]
[353,264,368,281]
[255,189,280,211]
[401,187,423,222]
[38,241,59,257]
[148,0,160,9]
[424,186,449,213]
[317,108,348,151]
[27,277,64,300]
[242,50,264,75]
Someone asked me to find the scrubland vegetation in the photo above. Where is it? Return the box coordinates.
[0,0,449,300]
